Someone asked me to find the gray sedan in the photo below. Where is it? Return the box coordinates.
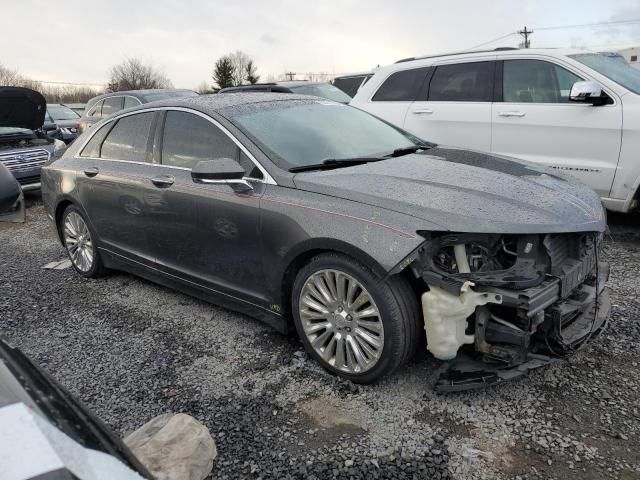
[41,93,609,389]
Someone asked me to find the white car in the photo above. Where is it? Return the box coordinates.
[350,48,640,213]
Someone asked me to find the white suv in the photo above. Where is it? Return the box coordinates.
[350,48,640,213]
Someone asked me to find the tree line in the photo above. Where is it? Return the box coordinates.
[1,50,262,102]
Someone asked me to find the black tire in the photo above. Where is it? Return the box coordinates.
[59,204,105,278]
[291,252,421,384]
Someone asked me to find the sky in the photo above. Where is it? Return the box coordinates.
[1,0,640,89]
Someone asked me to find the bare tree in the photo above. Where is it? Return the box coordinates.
[107,58,172,92]
[228,51,251,86]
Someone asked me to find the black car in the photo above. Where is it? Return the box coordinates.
[41,93,609,389]
[79,89,199,133]
[220,81,352,103]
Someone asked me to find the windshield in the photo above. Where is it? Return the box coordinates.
[570,53,640,94]
[288,83,352,103]
[142,90,199,102]
[47,104,80,121]
[229,100,421,170]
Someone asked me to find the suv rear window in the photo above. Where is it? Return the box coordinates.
[372,68,430,102]
[428,62,493,102]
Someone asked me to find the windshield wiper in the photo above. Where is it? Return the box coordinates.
[389,143,432,158]
[289,157,384,173]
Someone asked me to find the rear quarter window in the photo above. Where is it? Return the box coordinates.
[372,67,430,102]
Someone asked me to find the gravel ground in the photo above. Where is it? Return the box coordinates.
[1,196,639,479]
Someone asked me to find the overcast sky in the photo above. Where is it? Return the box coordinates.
[2,0,640,89]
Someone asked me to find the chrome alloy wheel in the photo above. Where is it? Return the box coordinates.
[63,211,94,272]
[299,269,384,374]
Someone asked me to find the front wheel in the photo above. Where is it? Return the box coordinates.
[291,252,421,384]
[60,205,105,278]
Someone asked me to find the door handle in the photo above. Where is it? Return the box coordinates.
[498,111,526,117]
[151,175,175,188]
[412,108,434,114]
[83,167,99,177]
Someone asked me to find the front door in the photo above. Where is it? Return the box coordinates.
[404,59,495,150]
[146,110,266,301]
[491,58,622,197]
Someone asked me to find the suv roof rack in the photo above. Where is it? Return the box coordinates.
[395,47,519,64]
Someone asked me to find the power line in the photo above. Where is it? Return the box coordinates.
[464,32,518,51]
[535,18,640,31]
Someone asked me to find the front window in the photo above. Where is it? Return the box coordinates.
[47,105,80,121]
[570,52,640,95]
[502,60,582,103]
[288,83,352,103]
[161,111,262,178]
[229,100,421,170]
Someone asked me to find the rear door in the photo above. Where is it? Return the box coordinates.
[76,111,160,266]
[362,67,430,128]
[491,57,622,197]
[404,59,495,150]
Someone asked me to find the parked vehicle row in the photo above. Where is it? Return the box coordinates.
[42,92,609,389]
[351,48,640,213]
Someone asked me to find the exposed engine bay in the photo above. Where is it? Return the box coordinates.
[409,232,610,391]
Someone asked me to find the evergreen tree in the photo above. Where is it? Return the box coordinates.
[244,60,260,84]
[212,56,235,91]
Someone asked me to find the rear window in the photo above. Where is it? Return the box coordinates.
[372,68,430,102]
[100,112,155,162]
[124,96,142,109]
[86,100,103,118]
[428,62,494,102]
[101,96,123,117]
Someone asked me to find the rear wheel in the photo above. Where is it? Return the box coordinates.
[291,252,421,383]
[60,205,105,278]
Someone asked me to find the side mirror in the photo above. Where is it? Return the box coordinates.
[42,122,58,131]
[191,158,252,192]
[569,81,604,104]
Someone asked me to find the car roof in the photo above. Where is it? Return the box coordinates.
[116,92,325,116]
[393,47,592,66]
[86,89,196,104]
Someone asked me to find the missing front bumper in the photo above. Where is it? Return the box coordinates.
[433,286,611,392]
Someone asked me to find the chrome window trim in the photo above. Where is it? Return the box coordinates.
[75,106,277,185]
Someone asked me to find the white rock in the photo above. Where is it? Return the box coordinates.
[124,413,216,480]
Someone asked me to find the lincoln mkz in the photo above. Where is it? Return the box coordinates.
[41,93,610,390]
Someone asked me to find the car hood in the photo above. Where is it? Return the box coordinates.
[0,87,46,131]
[292,146,606,234]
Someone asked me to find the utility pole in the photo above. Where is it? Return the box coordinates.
[284,71,296,80]
[518,26,533,48]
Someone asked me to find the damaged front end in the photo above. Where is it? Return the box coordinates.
[408,232,610,392]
